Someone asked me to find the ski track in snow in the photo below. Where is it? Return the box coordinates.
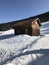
[0,21,49,65]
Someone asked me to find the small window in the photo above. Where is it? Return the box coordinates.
[17,30,21,34]
[25,28,28,34]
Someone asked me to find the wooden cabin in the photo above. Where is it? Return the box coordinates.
[12,18,41,36]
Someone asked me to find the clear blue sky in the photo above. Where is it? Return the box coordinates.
[0,0,49,23]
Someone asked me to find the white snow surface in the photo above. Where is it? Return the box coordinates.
[0,21,49,65]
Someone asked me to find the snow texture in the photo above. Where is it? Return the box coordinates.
[0,21,49,65]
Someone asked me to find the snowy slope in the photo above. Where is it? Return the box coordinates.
[0,21,49,65]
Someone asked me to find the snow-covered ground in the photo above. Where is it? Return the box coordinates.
[0,21,49,65]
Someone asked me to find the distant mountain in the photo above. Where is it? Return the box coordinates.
[34,11,49,22]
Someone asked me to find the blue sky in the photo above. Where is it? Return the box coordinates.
[0,0,49,23]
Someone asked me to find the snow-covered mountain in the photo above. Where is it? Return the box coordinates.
[0,21,49,65]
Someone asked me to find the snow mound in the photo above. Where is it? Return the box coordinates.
[0,21,49,65]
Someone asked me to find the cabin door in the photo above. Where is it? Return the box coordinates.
[25,27,32,35]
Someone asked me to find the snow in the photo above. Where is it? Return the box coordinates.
[40,21,49,34]
[5,63,15,65]
[0,21,49,65]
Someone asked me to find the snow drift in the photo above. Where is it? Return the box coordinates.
[0,21,49,65]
